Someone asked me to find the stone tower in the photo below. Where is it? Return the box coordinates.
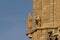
[26,0,60,40]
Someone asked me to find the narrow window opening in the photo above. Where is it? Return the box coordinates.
[49,32,52,37]
[36,20,38,25]
[48,32,52,40]
[55,36,58,40]
[50,38,52,40]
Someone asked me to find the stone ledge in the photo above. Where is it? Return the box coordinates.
[26,26,58,38]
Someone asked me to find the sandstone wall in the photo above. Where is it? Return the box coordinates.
[33,0,60,27]
[32,30,48,40]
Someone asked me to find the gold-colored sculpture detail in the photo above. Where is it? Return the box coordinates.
[27,12,32,29]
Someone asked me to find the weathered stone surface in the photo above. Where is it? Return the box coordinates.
[33,0,60,27]
[54,0,60,27]
[32,31,37,40]
[27,0,60,40]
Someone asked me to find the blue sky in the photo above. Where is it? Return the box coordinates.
[0,0,32,40]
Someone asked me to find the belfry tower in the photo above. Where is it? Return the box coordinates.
[26,0,60,40]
